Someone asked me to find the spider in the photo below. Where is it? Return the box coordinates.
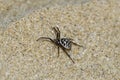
[36,27,84,63]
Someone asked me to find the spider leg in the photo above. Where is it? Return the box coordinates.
[71,41,84,48]
[53,27,60,39]
[61,47,75,63]
[55,27,60,34]
[57,46,60,57]
[36,37,54,43]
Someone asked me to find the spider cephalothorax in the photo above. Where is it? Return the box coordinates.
[37,27,83,63]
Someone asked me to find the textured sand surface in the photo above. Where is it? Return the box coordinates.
[0,0,89,27]
[0,0,120,80]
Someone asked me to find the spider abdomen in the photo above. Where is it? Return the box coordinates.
[60,38,71,49]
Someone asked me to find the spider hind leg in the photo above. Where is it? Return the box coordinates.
[61,47,75,63]
[71,41,84,48]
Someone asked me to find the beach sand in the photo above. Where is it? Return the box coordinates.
[0,0,120,80]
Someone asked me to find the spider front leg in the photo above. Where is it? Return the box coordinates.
[53,27,60,39]
[36,37,55,43]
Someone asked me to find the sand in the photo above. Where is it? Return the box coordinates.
[0,0,89,27]
[0,0,120,80]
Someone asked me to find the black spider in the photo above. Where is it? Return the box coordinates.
[36,27,84,63]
